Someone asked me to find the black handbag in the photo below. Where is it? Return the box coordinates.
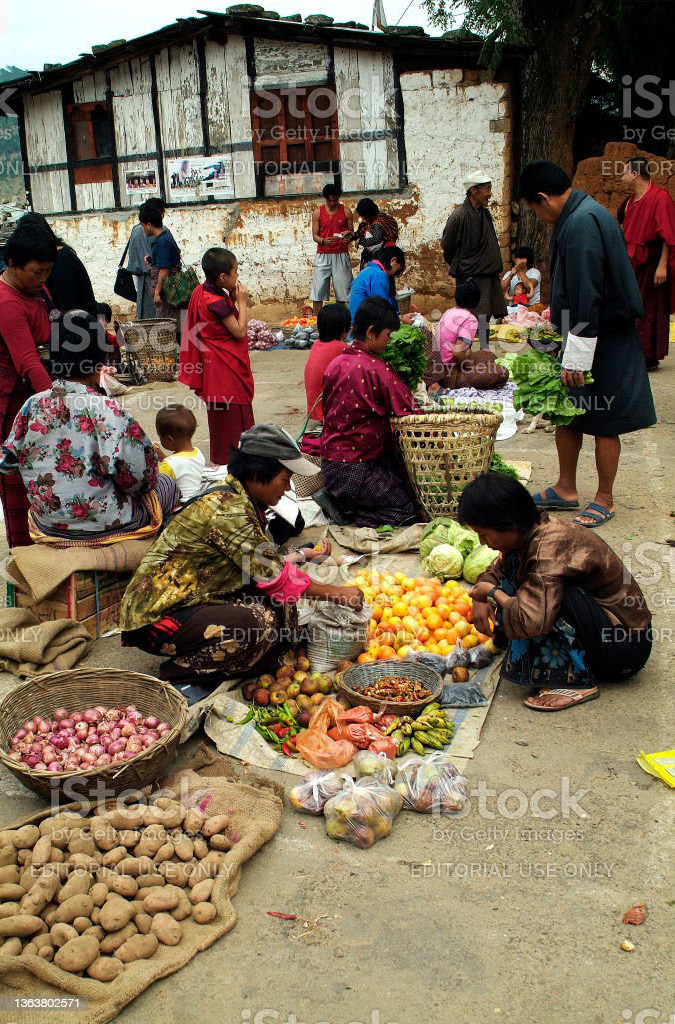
[114,236,137,302]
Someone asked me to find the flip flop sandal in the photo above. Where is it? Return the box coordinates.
[524,687,600,712]
[574,502,615,529]
[532,487,580,510]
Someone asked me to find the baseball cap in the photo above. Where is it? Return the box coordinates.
[238,424,321,476]
[463,171,492,191]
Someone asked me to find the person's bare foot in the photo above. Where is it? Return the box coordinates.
[524,687,599,711]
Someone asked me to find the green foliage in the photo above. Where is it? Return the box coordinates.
[509,348,593,427]
[489,451,520,479]
[382,324,428,392]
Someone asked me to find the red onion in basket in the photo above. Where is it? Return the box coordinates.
[70,711,83,724]
[53,707,68,722]
[95,754,111,766]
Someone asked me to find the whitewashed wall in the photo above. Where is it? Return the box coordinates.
[397,69,513,298]
[30,62,513,308]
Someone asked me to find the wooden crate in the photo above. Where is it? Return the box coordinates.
[10,571,131,640]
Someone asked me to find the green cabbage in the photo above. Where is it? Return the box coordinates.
[419,518,479,560]
[423,543,464,579]
[462,544,499,584]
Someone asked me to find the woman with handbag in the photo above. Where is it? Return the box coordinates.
[139,201,182,333]
[0,221,56,546]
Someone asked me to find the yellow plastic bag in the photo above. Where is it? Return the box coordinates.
[635,749,675,788]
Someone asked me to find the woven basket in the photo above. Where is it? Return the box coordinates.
[293,454,324,499]
[390,410,502,519]
[339,659,442,716]
[0,669,187,801]
[121,319,177,382]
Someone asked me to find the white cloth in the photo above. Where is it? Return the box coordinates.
[561,332,597,372]
[502,267,541,304]
[158,447,206,501]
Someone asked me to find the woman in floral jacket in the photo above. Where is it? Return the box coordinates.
[0,311,177,545]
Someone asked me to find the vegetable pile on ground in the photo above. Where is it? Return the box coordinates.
[285,324,320,349]
[352,570,490,661]
[506,348,593,426]
[419,519,498,585]
[382,324,428,391]
[280,315,317,328]
[489,451,521,479]
[0,796,231,974]
[381,703,455,758]
[247,319,275,351]
[5,705,172,775]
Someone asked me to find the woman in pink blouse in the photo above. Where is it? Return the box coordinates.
[320,297,421,526]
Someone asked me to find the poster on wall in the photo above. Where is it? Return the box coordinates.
[167,155,234,199]
[125,169,158,195]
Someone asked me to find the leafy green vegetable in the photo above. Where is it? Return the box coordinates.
[508,349,593,426]
[420,518,479,560]
[382,325,428,392]
[423,543,464,579]
[489,452,521,480]
[462,544,499,584]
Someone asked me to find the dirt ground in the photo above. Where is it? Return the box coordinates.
[0,349,672,1024]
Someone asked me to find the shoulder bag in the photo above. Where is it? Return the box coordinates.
[114,236,138,303]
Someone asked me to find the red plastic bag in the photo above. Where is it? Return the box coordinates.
[369,736,397,761]
[295,698,358,770]
[339,707,374,725]
[337,721,383,750]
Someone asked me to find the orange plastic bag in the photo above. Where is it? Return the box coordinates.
[295,698,358,770]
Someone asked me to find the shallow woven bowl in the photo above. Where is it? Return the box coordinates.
[0,669,187,802]
[339,659,442,716]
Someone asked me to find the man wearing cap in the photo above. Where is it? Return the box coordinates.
[441,173,507,344]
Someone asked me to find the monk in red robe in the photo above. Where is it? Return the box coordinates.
[618,158,675,369]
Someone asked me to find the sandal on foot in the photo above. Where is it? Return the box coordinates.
[524,687,600,712]
[532,487,580,510]
[574,502,615,529]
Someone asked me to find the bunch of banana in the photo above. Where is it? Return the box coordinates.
[385,704,454,757]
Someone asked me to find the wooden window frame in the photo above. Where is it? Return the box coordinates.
[250,85,340,188]
[65,101,114,186]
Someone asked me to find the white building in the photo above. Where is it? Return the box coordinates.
[12,9,524,309]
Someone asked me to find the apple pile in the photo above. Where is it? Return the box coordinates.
[241,651,355,728]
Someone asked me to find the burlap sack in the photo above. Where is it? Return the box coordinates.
[328,523,426,554]
[0,760,283,1024]
[0,609,91,678]
[5,540,153,604]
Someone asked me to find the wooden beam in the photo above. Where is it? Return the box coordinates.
[105,70,121,208]
[60,85,77,211]
[392,58,408,188]
[15,96,32,209]
[149,53,167,200]
[196,35,211,158]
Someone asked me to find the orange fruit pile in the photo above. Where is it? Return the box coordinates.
[352,571,489,664]
[280,316,317,327]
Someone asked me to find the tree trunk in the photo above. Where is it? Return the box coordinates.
[516,1,607,292]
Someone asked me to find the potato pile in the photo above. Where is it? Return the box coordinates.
[0,797,230,979]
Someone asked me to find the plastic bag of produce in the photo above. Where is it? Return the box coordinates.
[289,769,343,815]
[306,602,372,673]
[393,753,467,815]
[353,749,394,784]
[295,698,358,770]
[324,776,403,848]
